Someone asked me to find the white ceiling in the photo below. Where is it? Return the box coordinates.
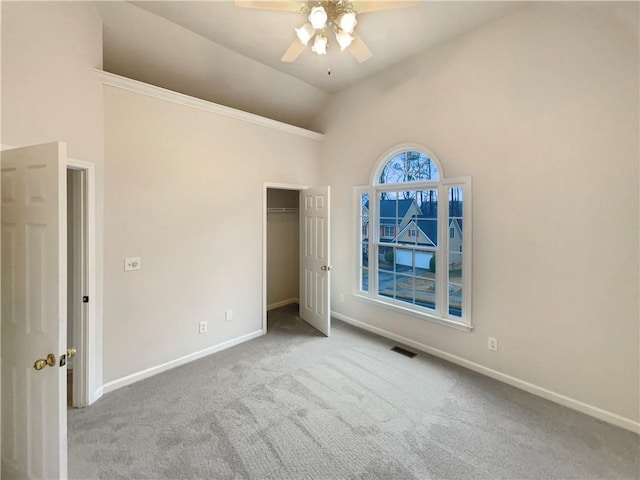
[129,1,525,93]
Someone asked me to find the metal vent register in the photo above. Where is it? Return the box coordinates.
[391,346,417,358]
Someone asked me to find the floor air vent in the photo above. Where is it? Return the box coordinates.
[391,346,417,358]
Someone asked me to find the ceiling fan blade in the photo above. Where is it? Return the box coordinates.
[351,1,419,13]
[281,40,306,62]
[234,1,302,12]
[349,33,373,63]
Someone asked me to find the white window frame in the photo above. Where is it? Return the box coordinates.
[352,145,473,332]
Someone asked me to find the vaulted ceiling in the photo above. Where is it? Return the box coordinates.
[97,1,526,131]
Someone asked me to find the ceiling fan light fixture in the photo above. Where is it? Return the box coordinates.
[295,22,315,45]
[337,11,357,33]
[311,34,328,55]
[335,29,354,51]
[308,6,328,29]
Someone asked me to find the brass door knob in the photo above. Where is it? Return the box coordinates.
[33,353,56,371]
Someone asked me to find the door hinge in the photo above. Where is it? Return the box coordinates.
[82,296,89,303]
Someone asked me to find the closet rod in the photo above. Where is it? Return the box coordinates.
[267,207,298,213]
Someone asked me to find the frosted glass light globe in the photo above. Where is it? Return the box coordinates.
[311,34,328,55]
[308,6,328,30]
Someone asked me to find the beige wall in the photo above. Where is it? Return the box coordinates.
[267,189,299,308]
[1,1,104,161]
[97,2,329,131]
[318,2,639,423]
[103,86,321,383]
[1,0,105,391]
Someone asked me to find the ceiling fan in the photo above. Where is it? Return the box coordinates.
[235,0,417,63]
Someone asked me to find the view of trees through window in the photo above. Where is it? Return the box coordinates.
[379,151,439,184]
[358,148,469,323]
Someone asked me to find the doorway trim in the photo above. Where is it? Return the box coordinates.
[262,182,307,334]
[66,158,98,407]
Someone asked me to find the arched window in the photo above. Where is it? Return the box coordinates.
[378,150,440,184]
[355,145,472,330]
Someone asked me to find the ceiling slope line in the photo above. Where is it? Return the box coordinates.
[95,69,325,141]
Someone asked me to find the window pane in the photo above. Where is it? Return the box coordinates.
[397,248,417,305]
[449,187,463,218]
[395,247,414,275]
[376,244,438,311]
[378,246,395,300]
[361,268,369,292]
[361,243,369,269]
[419,189,438,218]
[448,187,463,317]
[414,273,436,310]
[417,219,438,247]
[378,245,394,272]
[360,192,369,292]
[379,151,440,184]
[379,193,399,243]
[448,257,462,317]
[360,192,369,216]
[417,189,438,247]
[415,251,435,278]
[360,242,369,293]
[395,273,414,304]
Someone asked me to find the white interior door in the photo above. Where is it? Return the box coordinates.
[299,187,331,336]
[1,142,68,480]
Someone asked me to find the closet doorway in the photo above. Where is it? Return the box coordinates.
[265,187,301,322]
[262,182,331,336]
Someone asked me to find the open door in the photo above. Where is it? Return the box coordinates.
[299,187,331,336]
[1,142,68,479]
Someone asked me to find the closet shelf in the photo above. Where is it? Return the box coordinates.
[267,207,298,213]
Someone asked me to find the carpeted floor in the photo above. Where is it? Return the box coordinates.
[68,304,639,479]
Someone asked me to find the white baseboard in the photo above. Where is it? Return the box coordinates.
[102,329,264,394]
[267,298,298,311]
[93,386,104,403]
[332,311,640,434]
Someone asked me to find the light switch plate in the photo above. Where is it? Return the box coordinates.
[124,257,141,272]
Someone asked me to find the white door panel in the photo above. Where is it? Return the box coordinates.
[1,142,68,479]
[299,187,330,336]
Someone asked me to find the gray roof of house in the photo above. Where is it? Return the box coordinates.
[416,219,438,246]
[379,199,417,224]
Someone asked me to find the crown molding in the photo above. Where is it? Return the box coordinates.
[96,70,324,142]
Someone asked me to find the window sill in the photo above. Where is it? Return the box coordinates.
[352,293,473,332]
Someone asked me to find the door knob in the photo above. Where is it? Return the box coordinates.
[67,347,77,359]
[321,265,332,271]
[33,353,56,371]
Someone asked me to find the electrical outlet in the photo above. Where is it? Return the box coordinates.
[339,294,345,302]
[124,257,141,272]
[488,337,498,351]
[225,309,233,322]
[199,321,207,334]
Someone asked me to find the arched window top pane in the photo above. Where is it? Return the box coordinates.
[378,150,440,184]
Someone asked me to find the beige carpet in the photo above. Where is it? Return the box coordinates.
[68,304,639,479]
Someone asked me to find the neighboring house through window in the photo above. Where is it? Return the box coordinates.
[355,145,472,330]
